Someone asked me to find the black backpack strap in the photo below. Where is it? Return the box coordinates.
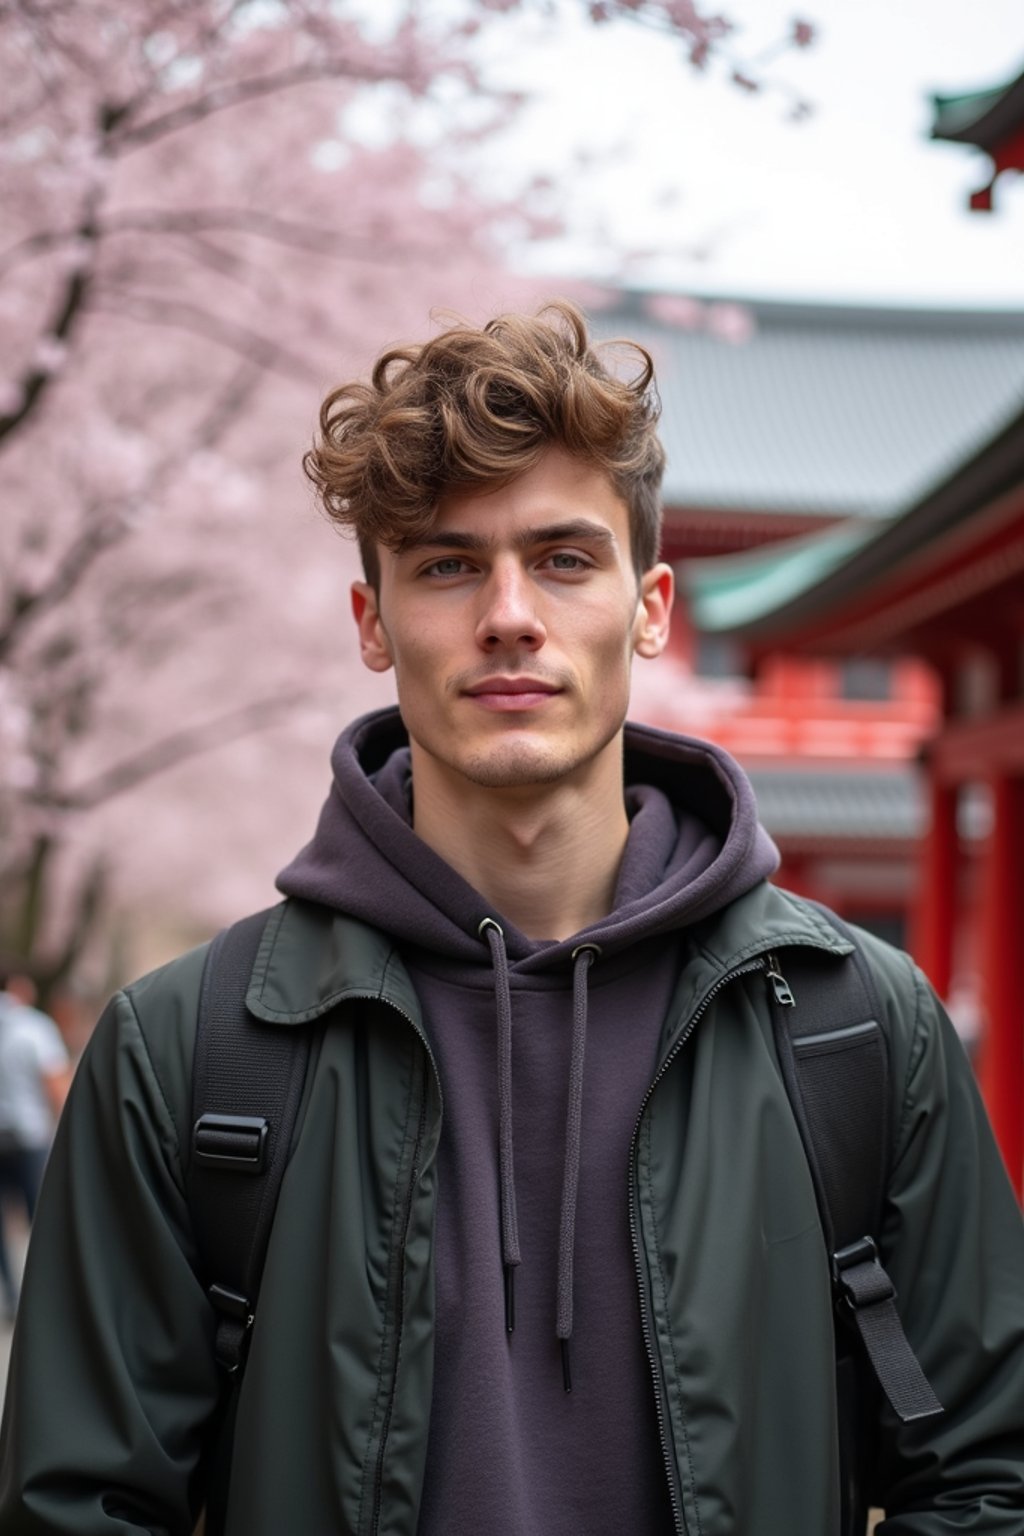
[767,911,943,1426]
[186,906,312,1374]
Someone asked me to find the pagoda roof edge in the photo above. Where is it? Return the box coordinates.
[684,397,1024,645]
[930,63,1024,149]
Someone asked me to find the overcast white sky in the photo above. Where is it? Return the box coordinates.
[464,0,1024,306]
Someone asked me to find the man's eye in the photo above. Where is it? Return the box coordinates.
[546,552,588,571]
[426,557,468,577]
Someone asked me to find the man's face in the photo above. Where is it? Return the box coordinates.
[351,447,673,796]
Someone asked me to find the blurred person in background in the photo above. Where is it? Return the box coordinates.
[0,964,71,1321]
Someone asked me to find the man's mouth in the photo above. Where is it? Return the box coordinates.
[463,677,563,711]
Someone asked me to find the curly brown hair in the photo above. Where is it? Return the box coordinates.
[303,300,666,586]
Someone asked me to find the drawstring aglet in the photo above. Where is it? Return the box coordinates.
[560,1338,572,1394]
[504,1262,516,1334]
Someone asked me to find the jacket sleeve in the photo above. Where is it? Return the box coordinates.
[0,956,223,1534]
[874,958,1024,1531]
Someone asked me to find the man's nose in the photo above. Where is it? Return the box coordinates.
[475,565,546,651]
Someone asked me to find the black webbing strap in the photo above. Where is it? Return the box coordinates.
[187,906,312,1373]
[769,918,943,1424]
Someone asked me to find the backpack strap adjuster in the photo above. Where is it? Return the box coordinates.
[831,1236,943,1422]
[208,1284,255,1374]
[832,1236,896,1308]
[193,1113,269,1173]
[208,1283,253,1321]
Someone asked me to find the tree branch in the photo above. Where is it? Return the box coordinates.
[0,516,124,666]
[0,225,80,277]
[0,362,260,661]
[0,189,103,449]
[104,205,449,264]
[90,284,315,381]
[168,230,250,281]
[44,690,325,811]
[109,57,401,154]
[587,3,814,111]
[0,199,460,307]
[0,249,92,445]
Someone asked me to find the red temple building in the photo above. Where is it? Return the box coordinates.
[683,388,1024,1195]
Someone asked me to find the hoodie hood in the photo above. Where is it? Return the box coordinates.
[276,706,779,962]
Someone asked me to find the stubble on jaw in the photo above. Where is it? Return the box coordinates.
[453,742,583,791]
[429,710,628,793]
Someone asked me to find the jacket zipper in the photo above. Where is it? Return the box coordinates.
[765,953,795,1007]
[351,994,442,1536]
[370,1085,429,1536]
[627,956,767,1536]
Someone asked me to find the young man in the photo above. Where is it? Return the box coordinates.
[1,303,1021,1535]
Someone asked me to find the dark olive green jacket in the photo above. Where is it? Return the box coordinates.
[1,884,1022,1534]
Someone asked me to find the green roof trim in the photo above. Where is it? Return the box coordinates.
[683,390,1024,647]
[930,63,1024,148]
[931,84,1009,139]
[684,520,882,633]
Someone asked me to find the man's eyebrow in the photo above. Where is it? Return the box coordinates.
[397,529,488,555]
[514,520,617,550]
[397,519,618,555]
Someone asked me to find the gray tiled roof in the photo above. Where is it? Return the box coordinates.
[747,768,923,841]
[593,295,1024,519]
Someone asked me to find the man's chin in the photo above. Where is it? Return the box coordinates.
[456,740,578,790]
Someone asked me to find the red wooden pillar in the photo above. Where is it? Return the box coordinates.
[977,773,1024,1198]
[777,853,811,899]
[911,769,957,1000]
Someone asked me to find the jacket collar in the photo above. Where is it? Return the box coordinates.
[689,881,853,974]
[245,884,851,1028]
[245,899,423,1028]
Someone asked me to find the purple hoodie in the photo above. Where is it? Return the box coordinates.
[278,706,778,1534]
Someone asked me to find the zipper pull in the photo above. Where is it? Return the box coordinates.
[765,953,795,1007]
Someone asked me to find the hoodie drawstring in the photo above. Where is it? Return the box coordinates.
[479,919,601,1393]
[556,942,600,1392]
[479,919,521,1333]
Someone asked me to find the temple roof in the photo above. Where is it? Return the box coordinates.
[748,767,922,842]
[593,294,1024,522]
[931,65,1024,152]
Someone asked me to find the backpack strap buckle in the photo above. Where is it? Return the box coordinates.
[187,907,313,1381]
[193,1113,269,1173]
[832,1236,896,1307]
[831,1235,943,1422]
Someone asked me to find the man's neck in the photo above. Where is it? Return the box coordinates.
[410,753,631,942]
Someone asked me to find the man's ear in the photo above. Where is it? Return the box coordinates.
[633,562,674,659]
[351,582,394,673]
